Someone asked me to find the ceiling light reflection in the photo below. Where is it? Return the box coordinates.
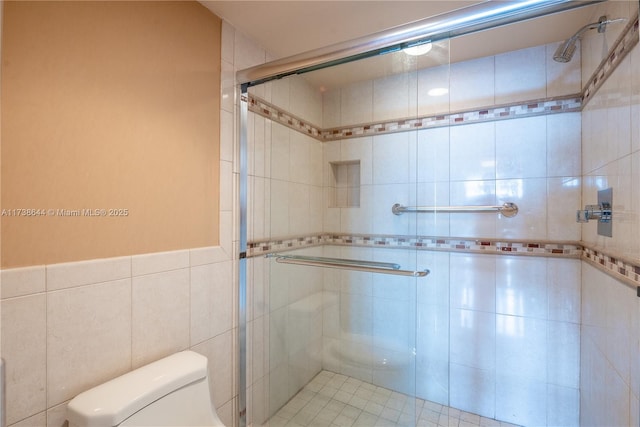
[428,87,449,97]
[403,42,433,56]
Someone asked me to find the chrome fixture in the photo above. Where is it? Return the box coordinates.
[238,84,249,427]
[576,204,611,223]
[577,188,613,237]
[392,202,519,218]
[267,254,430,277]
[553,15,626,63]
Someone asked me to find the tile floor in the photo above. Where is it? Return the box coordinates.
[267,371,521,427]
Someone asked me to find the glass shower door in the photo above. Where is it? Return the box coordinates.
[246,38,451,426]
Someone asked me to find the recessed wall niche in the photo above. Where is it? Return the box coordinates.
[329,161,360,208]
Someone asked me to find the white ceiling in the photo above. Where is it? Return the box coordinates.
[200,1,601,88]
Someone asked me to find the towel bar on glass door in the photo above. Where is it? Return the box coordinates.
[392,202,519,218]
[266,254,430,277]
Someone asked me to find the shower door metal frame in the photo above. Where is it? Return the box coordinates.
[235,1,604,425]
[236,0,602,88]
[238,85,248,427]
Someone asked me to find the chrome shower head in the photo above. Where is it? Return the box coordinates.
[553,16,626,63]
[553,37,578,63]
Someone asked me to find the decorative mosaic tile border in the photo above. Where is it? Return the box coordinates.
[246,95,322,139]
[247,233,582,258]
[249,235,640,289]
[246,93,581,143]
[248,234,326,255]
[582,246,640,290]
[582,14,640,105]
[317,96,581,141]
[324,234,582,257]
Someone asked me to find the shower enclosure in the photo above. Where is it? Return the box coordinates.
[237,1,637,426]
[253,45,442,427]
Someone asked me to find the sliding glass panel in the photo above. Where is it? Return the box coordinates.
[243,37,452,427]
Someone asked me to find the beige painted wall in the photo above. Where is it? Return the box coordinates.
[1,1,221,268]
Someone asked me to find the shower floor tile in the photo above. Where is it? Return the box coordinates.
[266,371,521,427]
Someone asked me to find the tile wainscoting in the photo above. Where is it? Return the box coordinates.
[0,246,236,427]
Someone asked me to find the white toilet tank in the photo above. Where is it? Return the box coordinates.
[67,351,225,427]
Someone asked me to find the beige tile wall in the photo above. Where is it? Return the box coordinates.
[581,263,639,426]
[579,1,640,424]
[1,246,236,427]
[582,20,640,259]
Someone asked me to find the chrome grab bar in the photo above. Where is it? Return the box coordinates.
[392,202,519,218]
[269,254,402,269]
[266,254,429,277]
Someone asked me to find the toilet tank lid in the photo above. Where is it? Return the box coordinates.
[67,351,208,427]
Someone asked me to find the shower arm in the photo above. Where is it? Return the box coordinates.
[554,15,627,62]
[569,15,621,42]
[564,16,626,49]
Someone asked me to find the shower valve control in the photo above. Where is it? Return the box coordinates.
[576,188,613,237]
[576,203,611,223]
